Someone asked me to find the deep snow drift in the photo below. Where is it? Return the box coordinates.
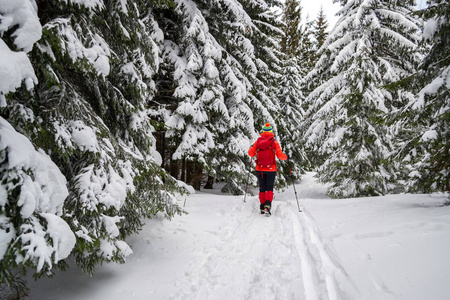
[27,173,450,300]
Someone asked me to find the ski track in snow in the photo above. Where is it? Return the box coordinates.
[171,197,356,300]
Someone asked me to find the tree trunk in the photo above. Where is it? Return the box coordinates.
[181,157,186,182]
[170,154,179,179]
[204,175,214,189]
[191,162,203,191]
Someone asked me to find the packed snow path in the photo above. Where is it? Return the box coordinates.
[174,173,359,299]
[173,199,355,300]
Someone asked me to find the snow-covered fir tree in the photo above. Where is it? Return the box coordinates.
[298,18,315,74]
[0,0,73,292]
[238,0,285,127]
[312,6,329,61]
[281,0,315,74]
[156,0,223,190]
[277,0,310,176]
[239,0,302,186]
[1,0,185,291]
[280,0,303,57]
[395,0,449,193]
[303,0,421,198]
[153,0,258,193]
[202,0,261,192]
[276,55,308,175]
[154,0,298,192]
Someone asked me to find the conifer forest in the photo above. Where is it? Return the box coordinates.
[0,0,449,294]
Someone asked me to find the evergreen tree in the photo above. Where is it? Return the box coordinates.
[396,0,450,193]
[153,0,260,193]
[238,0,285,128]
[239,0,301,186]
[1,0,184,291]
[298,17,315,73]
[303,0,421,198]
[206,0,259,192]
[276,56,308,176]
[281,0,302,57]
[313,6,329,57]
[0,2,73,293]
[156,0,223,190]
[279,1,310,175]
[156,0,297,191]
[300,6,328,115]
[281,0,315,73]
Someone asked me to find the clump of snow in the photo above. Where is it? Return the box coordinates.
[414,66,450,109]
[0,117,75,268]
[115,240,132,256]
[41,213,76,261]
[0,41,38,107]
[20,220,55,271]
[0,0,42,52]
[117,0,128,14]
[420,129,438,142]
[63,0,104,10]
[0,215,14,259]
[165,114,185,131]
[0,0,42,107]
[99,240,117,260]
[176,180,195,194]
[75,161,134,212]
[45,19,111,76]
[69,120,100,152]
[0,117,68,216]
[101,214,123,238]
[423,18,438,40]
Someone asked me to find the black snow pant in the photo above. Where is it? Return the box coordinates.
[256,171,276,193]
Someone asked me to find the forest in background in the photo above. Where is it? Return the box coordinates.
[0,0,448,296]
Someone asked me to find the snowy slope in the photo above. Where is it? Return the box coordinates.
[27,173,450,300]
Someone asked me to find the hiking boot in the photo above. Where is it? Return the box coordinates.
[264,204,271,216]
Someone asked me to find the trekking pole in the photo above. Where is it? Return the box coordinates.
[287,155,301,212]
[243,157,253,203]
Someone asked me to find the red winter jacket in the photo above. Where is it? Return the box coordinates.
[248,132,287,172]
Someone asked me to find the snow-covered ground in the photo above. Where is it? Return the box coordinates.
[27,173,450,300]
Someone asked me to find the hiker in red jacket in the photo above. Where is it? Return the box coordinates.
[248,123,288,215]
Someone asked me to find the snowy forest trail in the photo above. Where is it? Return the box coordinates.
[27,173,358,300]
[171,175,356,300]
[27,172,450,300]
[173,201,308,299]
